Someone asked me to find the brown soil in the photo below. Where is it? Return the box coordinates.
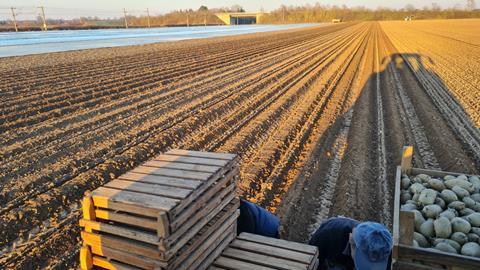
[0,21,478,269]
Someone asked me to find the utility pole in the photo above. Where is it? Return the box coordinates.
[282,7,285,24]
[204,13,207,27]
[146,8,151,28]
[38,6,47,31]
[10,7,18,32]
[186,11,189,27]
[123,8,128,29]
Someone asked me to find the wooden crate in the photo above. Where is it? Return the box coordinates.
[392,146,480,270]
[80,149,239,268]
[209,233,319,270]
[81,201,239,270]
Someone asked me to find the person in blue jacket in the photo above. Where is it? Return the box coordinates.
[309,217,392,270]
[237,199,280,238]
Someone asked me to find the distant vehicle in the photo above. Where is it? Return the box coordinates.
[404,16,414,21]
[332,19,342,23]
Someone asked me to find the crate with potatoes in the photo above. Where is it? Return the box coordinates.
[392,146,480,270]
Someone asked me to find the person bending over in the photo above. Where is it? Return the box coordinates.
[309,217,392,270]
[237,199,280,238]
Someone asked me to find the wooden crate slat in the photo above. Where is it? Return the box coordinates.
[92,256,141,270]
[410,168,473,178]
[171,165,237,219]
[213,256,277,270]
[171,168,237,230]
[132,166,213,181]
[92,187,178,212]
[80,219,159,245]
[89,244,165,270]
[118,172,201,190]
[237,233,317,256]
[229,239,313,264]
[177,222,237,270]
[154,154,230,167]
[398,244,480,269]
[94,209,158,230]
[143,160,221,173]
[167,149,237,161]
[165,189,236,255]
[222,247,308,270]
[104,179,191,199]
[81,230,161,260]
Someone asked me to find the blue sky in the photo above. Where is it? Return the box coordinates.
[0,0,469,19]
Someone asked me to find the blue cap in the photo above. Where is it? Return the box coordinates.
[352,222,392,270]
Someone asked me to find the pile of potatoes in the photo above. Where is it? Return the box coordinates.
[400,173,480,257]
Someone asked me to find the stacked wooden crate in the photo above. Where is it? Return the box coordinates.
[79,149,239,270]
[209,233,320,270]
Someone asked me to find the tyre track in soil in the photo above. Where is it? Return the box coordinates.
[0,24,364,268]
[0,24,356,209]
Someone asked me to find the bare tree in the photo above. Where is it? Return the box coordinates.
[466,0,476,10]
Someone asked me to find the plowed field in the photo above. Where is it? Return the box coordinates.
[1,20,479,269]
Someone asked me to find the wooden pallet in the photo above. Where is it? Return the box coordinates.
[209,233,319,270]
[392,146,480,270]
[80,149,239,268]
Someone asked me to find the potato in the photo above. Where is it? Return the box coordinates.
[444,175,456,181]
[435,197,446,209]
[451,232,468,245]
[419,219,435,238]
[452,186,470,199]
[419,189,437,206]
[457,175,468,181]
[428,178,446,191]
[435,242,457,254]
[461,242,480,257]
[434,217,452,238]
[463,197,476,209]
[451,217,471,234]
[439,209,457,220]
[448,201,466,211]
[460,208,476,217]
[470,203,480,212]
[410,210,426,231]
[400,191,412,204]
[445,179,475,193]
[469,176,480,193]
[413,239,420,247]
[401,177,411,190]
[401,203,417,211]
[440,190,458,204]
[432,238,461,252]
[472,227,480,237]
[416,174,431,183]
[410,183,426,194]
[414,232,430,248]
[468,233,480,243]
[471,193,480,203]
[466,213,480,227]
[423,205,443,218]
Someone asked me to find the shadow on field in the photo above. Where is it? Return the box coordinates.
[280,52,478,244]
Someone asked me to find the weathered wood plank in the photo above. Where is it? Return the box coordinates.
[410,168,472,178]
[398,244,480,269]
[92,187,178,212]
[81,231,161,260]
[237,233,317,255]
[94,209,158,230]
[222,247,309,270]
[399,211,414,246]
[213,256,277,270]
[171,167,238,229]
[80,245,93,270]
[393,166,402,259]
[80,219,159,245]
[104,180,191,199]
[167,149,237,161]
[400,146,413,173]
[132,166,212,181]
[118,172,201,190]
[92,256,140,270]
[155,155,230,167]
[229,240,313,264]
[393,260,443,270]
[89,244,166,270]
[143,160,221,173]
